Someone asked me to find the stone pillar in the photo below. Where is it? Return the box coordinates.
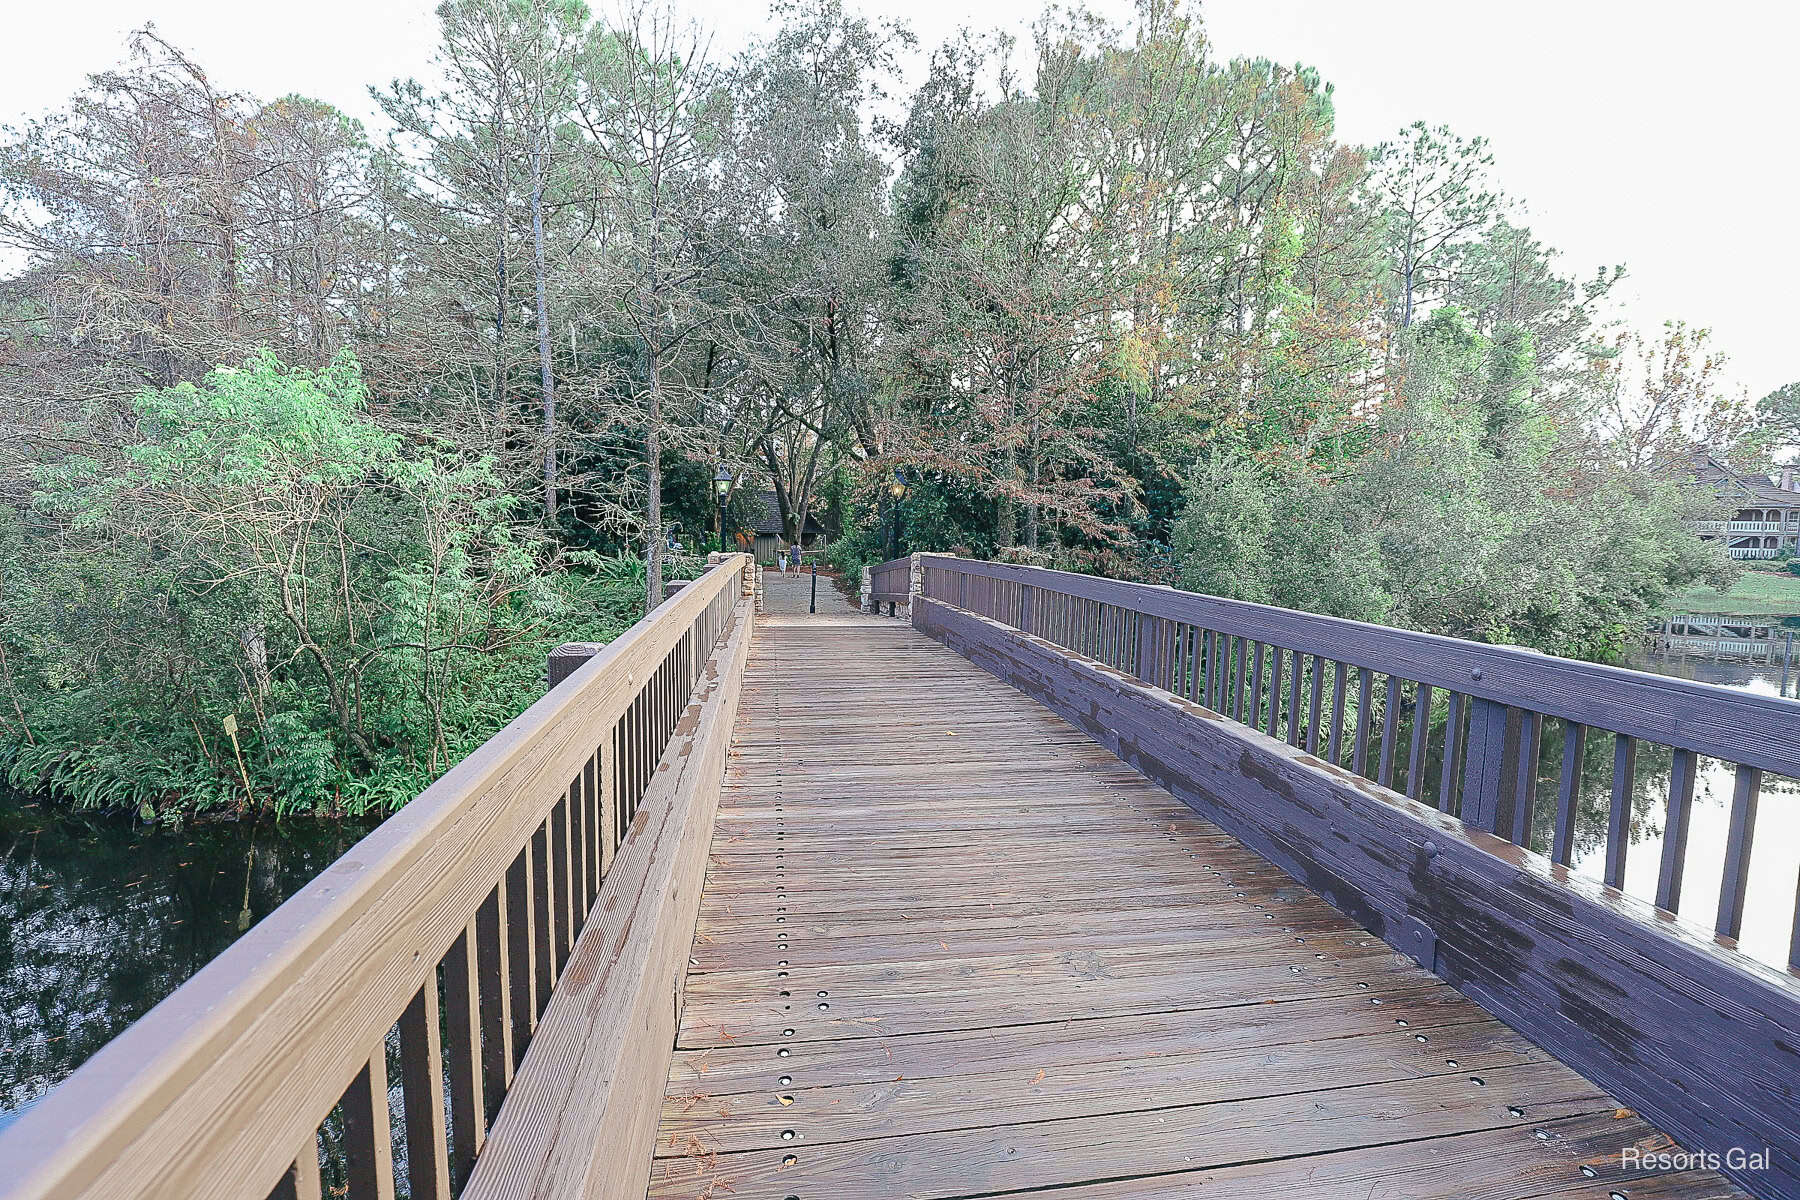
[859,565,873,613]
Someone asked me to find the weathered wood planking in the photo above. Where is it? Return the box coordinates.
[918,597,1788,1200]
[650,614,1741,1200]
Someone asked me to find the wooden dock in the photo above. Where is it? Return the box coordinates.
[650,615,1740,1200]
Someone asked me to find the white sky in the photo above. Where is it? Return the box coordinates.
[3,0,1794,398]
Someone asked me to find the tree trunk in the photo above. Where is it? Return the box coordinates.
[531,146,556,519]
[1025,418,1041,551]
[647,375,664,608]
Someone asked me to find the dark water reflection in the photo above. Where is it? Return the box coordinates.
[0,794,378,1129]
[1598,657,1800,969]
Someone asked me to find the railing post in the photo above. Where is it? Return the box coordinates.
[859,565,872,613]
[547,643,605,691]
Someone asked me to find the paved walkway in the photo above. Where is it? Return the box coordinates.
[645,615,1736,1200]
[759,569,859,615]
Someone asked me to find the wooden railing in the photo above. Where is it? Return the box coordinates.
[867,556,911,614]
[891,553,1800,1198]
[0,554,754,1200]
[901,553,1800,955]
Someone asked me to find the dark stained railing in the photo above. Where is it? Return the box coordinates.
[0,555,753,1200]
[867,556,911,614]
[889,552,1800,1200]
[901,553,1800,960]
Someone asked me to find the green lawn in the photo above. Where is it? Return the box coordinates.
[1673,567,1800,615]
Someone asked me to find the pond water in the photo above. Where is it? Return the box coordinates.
[0,796,378,1132]
[1594,656,1800,971]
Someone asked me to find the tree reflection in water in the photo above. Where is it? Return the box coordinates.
[0,793,376,1123]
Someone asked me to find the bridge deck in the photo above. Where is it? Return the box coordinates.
[649,615,1741,1200]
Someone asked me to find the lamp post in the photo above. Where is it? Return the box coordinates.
[713,468,733,553]
[885,470,907,559]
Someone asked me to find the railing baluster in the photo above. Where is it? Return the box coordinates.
[569,774,587,925]
[1250,642,1266,728]
[506,847,535,1065]
[1553,721,1586,866]
[442,923,484,1183]
[1405,683,1434,800]
[552,794,572,972]
[341,1052,395,1200]
[1439,692,1466,812]
[1135,612,1155,685]
[1512,711,1542,845]
[532,823,553,1009]
[1327,660,1349,765]
[1232,637,1248,721]
[1656,748,1698,913]
[585,751,602,899]
[1717,764,1763,940]
[475,885,512,1107]
[1378,675,1400,789]
[268,1132,322,1200]
[1265,646,1284,738]
[1286,650,1303,746]
[1351,668,1374,777]
[1605,734,1636,889]
[1306,657,1324,755]
[398,978,450,1200]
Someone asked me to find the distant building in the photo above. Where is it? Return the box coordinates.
[1691,451,1800,558]
[749,491,826,564]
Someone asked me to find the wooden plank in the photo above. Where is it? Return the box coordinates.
[917,598,1797,1200]
[937,1110,1732,1200]
[660,1018,1557,1154]
[650,1060,1610,1199]
[665,986,1481,1095]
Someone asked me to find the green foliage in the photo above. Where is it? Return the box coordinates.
[1170,321,1736,661]
[0,352,652,819]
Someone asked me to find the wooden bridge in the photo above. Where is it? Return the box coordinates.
[3,553,1799,1200]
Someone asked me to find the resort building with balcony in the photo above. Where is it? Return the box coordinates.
[1691,450,1800,558]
